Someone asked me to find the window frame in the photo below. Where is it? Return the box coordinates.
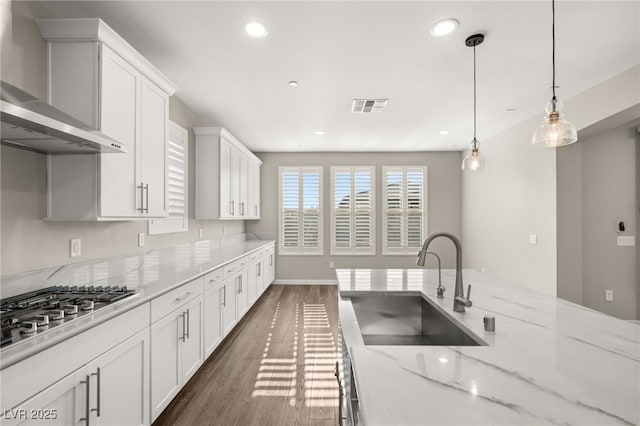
[382,166,428,255]
[278,166,324,256]
[330,166,376,256]
[148,121,189,235]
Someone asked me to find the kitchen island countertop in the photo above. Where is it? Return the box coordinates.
[337,268,640,426]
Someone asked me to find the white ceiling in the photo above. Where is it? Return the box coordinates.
[33,1,640,152]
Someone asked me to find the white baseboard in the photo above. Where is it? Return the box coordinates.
[273,279,337,286]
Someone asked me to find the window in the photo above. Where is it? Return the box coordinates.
[278,167,323,255]
[382,166,428,254]
[149,121,188,235]
[330,167,375,255]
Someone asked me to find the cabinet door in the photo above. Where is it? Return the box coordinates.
[181,297,204,383]
[247,262,258,305]
[235,270,249,319]
[89,329,150,426]
[203,286,223,357]
[257,258,265,295]
[219,140,233,218]
[98,44,140,218]
[230,146,241,218]
[246,162,255,219]
[150,312,181,421]
[139,77,168,217]
[221,279,237,335]
[4,367,88,426]
[239,154,248,217]
[253,163,261,219]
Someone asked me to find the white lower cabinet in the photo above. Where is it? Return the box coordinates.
[203,284,223,358]
[4,329,150,426]
[150,278,204,421]
[4,366,88,426]
[220,278,237,336]
[87,329,150,426]
[234,268,249,320]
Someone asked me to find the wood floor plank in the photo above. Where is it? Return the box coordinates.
[153,285,339,426]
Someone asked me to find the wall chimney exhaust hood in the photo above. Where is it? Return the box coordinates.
[0,81,126,154]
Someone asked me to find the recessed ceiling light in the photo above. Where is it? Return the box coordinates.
[314,130,326,135]
[288,81,299,87]
[430,19,459,37]
[439,130,449,135]
[245,22,268,38]
[505,108,517,112]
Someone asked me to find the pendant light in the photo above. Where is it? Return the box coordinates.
[532,0,577,147]
[462,34,487,171]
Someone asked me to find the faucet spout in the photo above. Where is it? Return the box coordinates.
[416,232,471,313]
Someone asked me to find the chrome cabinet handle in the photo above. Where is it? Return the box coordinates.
[180,312,186,342]
[144,184,149,213]
[269,254,273,266]
[185,309,190,340]
[80,374,91,425]
[91,368,101,417]
[175,292,192,302]
[137,183,145,213]
[254,205,258,216]
[230,200,235,216]
[240,202,245,216]
[220,286,225,307]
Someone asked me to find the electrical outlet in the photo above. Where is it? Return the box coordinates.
[70,239,81,257]
[138,233,145,247]
[222,226,227,235]
[605,290,613,302]
[329,261,335,269]
[529,234,537,244]
[199,229,204,239]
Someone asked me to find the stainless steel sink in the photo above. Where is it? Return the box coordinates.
[350,294,487,346]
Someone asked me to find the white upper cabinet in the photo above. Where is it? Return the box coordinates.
[37,18,176,220]
[194,127,262,220]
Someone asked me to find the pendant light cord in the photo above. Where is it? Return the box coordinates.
[552,0,557,102]
[473,44,477,148]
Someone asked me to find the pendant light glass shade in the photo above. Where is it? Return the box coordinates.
[532,99,577,147]
[533,0,578,148]
[462,140,488,171]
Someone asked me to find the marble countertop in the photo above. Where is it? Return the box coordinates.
[337,268,640,426]
[0,236,275,368]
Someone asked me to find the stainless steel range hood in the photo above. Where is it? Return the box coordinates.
[0,81,126,154]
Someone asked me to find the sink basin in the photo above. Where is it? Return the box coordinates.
[350,294,487,346]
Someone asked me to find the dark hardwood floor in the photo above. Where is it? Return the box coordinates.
[153,285,340,426]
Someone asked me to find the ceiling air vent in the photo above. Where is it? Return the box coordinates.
[352,99,388,113]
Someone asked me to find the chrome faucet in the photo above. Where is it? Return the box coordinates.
[416,232,472,312]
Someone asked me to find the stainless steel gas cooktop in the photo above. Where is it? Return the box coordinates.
[0,285,137,348]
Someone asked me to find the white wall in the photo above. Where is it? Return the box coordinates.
[462,66,640,296]
[557,113,639,320]
[0,1,244,277]
[246,152,462,282]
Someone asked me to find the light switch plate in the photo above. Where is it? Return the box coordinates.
[605,290,613,302]
[616,236,635,247]
[199,229,204,239]
[138,233,145,247]
[529,234,537,244]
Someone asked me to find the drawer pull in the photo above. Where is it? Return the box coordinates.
[175,292,192,302]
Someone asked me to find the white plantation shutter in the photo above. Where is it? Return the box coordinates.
[331,167,375,255]
[279,167,323,255]
[382,166,427,254]
[149,122,188,235]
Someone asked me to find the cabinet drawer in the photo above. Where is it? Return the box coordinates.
[222,257,249,279]
[204,268,224,290]
[151,277,203,323]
